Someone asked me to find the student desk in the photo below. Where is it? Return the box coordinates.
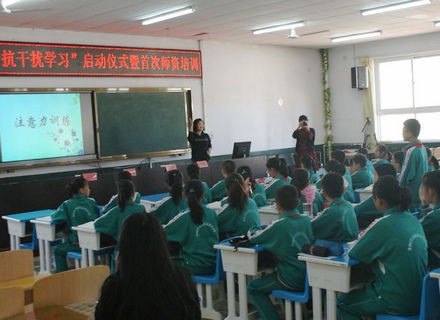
[0,274,49,305]
[354,185,373,203]
[214,241,268,320]
[207,201,223,214]
[257,205,278,225]
[71,221,100,268]
[2,209,54,250]
[298,253,359,320]
[140,192,169,212]
[34,305,91,320]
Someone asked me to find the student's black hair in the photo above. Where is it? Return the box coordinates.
[352,154,367,167]
[236,165,256,190]
[376,144,388,158]
[192,118,204,132]
[393,151,405,167]
[166,170,183,205]
[222,160,236,175]
[292,168,309,191]
[298,115,308,122]
[334,163,347,176]
[225,173,248,212]
[117,180,135,212]
[403,118,421,137]
[373,175,412,212]
[275,185,299,211]
[300,154,314,170]
[114,212,199,319]
[422,171,440,199]
[186,164,200,180]
[331,150,346,164]
[357,148,369,156]
[322,173,344,199]
[266,157,289,177]
[431,156,439,170]
[66,176,87,197]
[324,159,340,173]
[118,170,133,181]
[185,180,204,225]
[375,163,397,178]
[426,147,432,158]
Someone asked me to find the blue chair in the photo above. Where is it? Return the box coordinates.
[192,249,224,320]
[376,271,440,320]
[271,273,310,320]
[354,191,361,204]
[19,225,38,250]
[67,246,115,269]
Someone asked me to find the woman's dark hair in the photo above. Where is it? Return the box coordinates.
[322,173,344,198]
[403,118,421,137]
[331,150,346,164]
[237,165,256,190]
[373,175,412,212]
[186,164,200,180]
[422,171,440,199]
[117,180,135,212]
[292,168,309,191]
[166,170,183,205]
[266,157,289,177]
[225,173,248,212]
[275,185,299,211]
[298,115,308,122]
[67,176,88,197]
[393,151,405,167]
[185,180,204,225]
[376,144,388,158]
[352,154,367,167]
[375,163,396,178]
[116,212,199,319]
[300,155,314,170]
[222,160,236,175]
[118,170,133,181]
[192,118,204,133]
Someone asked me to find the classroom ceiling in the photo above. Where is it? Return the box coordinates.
[1,0,440,48]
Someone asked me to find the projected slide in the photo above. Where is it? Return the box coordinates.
[0,93,85,162]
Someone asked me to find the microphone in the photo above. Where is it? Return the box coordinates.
[301,244,330,257]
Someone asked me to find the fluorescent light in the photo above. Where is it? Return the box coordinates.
[361,0,430,16]
[434,20,440,27]
[253,21,305,35]
[2,0,20,6]
[141,6,195,26]
[331,31,382,43]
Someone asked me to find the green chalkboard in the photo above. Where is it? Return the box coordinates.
[95,90,191,158]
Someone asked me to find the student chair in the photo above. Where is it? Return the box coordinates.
[271,273,310,320]
[0,287,25,320]
[376,270,440,320]
[192,249,224,320]
[19,224,38,251]
[67,246,115,269]
[353,192,361,204]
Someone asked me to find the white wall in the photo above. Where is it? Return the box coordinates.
[329,31,440,144]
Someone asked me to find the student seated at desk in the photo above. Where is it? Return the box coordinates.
[350,154,374,190]
[338,176,427,320]
[372,144,390,168]
[391,151,404,179]
[264,157,291,200]
[237,165,267,207]
[426,147,439,172]
[300,154,319,184]
[317,160,355,203]
[312,173,358,243]
[164,180,219,275]
[186,164,212,204]
[150,170,188,224]
[96,212,201,320]
[357,148,375,177]
[291,168,323,216]
[217,173,260,239]
[419,170,440,270]
[355,163,396,229]
[247,185,313,320]
[51,177,100,273]
[331,150,354,193]
[101,170,141,215]
[210,160,235,201]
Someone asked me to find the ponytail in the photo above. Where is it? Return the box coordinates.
[118,180,135,212]
[266,157,289,178]
[185,180,204,225]
[225,173,248,212]
[373,176,412,212]
[66,177,87,197]
[166,170,183,205]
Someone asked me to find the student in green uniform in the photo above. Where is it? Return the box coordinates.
[264,157,291,200]
[186,163,212,204]
[164,180,219,275]
[237,165,267,207]
[419,170,440,270]
[357,148,375,177]
[317,160,355,203]
[300,154,319,184]
[247,185,314,320]
[338,176,427,319]
[373,144,390,168]
[312,173,358,242]
[355,163,396,229]
[51,177,100,272]
[101,170,141,215]
[426,148,439,172]
[350,154,374,190]
[210,160,235,201]
[217,173,261,239]
[399,119,428,209]
[392,151,404,179]
[291,168,323,216]
[150,170,188,224]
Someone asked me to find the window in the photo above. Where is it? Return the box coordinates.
[374,54,440,142]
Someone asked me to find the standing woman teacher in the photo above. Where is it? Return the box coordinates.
[187,118,212,162]
[292,115,318,170]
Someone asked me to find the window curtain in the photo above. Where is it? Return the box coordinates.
[362,58,376,152]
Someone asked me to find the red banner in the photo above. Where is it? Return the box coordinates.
[0,41,202,78]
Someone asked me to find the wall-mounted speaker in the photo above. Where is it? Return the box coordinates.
[351,66,368,89]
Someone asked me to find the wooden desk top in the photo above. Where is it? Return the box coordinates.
[34,305,90,320]
[0,274,48,291]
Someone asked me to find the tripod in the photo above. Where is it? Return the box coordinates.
[361,117,377,149]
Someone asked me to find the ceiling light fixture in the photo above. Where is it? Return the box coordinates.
[141,6,195,26]
[331,31,382,43]
[253,21,305,35]
[361,0,431,16]
[434,20,440,27]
